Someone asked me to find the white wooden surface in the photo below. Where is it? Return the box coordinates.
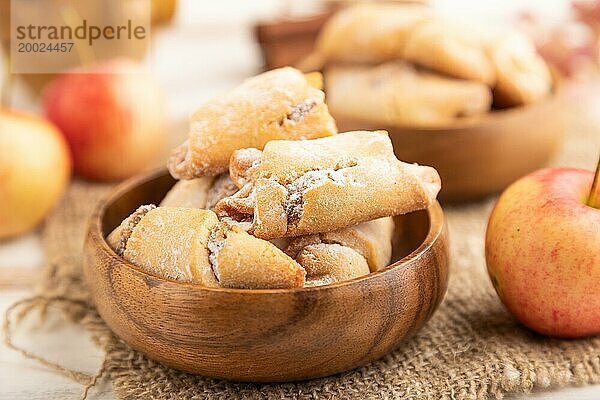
[2,0,600,398]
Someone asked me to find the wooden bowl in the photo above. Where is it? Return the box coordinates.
[255,11,335,70]
[84,169,449,382]
[335,86,566,202]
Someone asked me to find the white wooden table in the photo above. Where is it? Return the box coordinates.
[2,0,600,398]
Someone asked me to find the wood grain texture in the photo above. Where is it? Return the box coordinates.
[255,11,334,70]
[83,169,449,382]
[336,81,566,202]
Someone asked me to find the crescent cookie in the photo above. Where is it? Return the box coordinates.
[107,206,305,289]
[284,217,395,273]
[325,62,492,127]
[215,131,440,239]
[208,223,306,289]
[297,244,370,287]
[168,67,337,180]
[489,32,553,106]
[313,3,431,65]
[281,217,394,287]
[402,17,496,85]
[159,177,215,209]
[160,174,238,210]
[312,4,494,85]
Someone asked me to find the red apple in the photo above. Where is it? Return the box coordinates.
[42,59,167,181]
[486,167,600,338]
[0,108,71,239]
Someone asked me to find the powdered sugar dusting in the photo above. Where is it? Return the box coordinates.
[116,204,156,256]
[207,225,227,282]
[284,100,317,124]
[206,174,238,210]
[167,67,334,179]
[284,169,350,225]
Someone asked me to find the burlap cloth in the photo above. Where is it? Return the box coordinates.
[3,107,600,399]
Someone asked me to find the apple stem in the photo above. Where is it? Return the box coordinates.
[588,155,600,208]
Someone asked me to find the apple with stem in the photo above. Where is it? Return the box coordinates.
[589,157,600,208]
[485,158,600,338]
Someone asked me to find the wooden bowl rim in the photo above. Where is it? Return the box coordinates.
[336,70,564,132]
[89,168,446,295]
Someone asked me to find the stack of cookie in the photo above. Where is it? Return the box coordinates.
[107,67,441,289]
[305,3,553,127]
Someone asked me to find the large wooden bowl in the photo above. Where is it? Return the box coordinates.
[84,169,449,382]
[335,87,566,202]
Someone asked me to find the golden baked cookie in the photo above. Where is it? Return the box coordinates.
[402,17,496,84]
[297,243,370,287]
[489,32,552,106]
[107,206,305,289]
[106,204,156,256]
[160,174,238,210]
[122,206,220,285]
[209,223,306,289]
[313,3,431,65]
[215,131,440,239]
[228,148,263,189]
[284,217,395,273]
[205,174,239,210]
[160,177,214,208]
[167,67,337,180]
[320,217,394,272]
[325,62,492,126]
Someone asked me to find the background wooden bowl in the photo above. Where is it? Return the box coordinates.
[84,169,449,382]
[335,88,566,202]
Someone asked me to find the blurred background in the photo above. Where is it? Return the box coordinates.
[1,0,596,154]
[1,0,600,398]
[0,0,586,119]
[2,0,600,287]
